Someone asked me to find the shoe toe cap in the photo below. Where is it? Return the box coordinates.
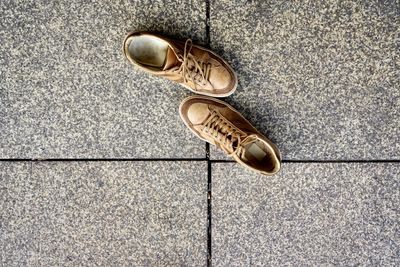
[209,67,231,89]
[187,103,210,125]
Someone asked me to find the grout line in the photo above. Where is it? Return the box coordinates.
[1,158,399,163]
[206,143,211,266]
[0,158,207,162]
[210,159,235,163]
[205,0,210,46]
[29,161,33,179]
[282,159,400,163]
[205,0,212,265]
[210,159,400,163]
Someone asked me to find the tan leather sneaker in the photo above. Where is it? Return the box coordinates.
[123,32,237,97]
[180,96,281,175]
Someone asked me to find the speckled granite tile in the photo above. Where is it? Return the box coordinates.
[0,0,206,158]
[212,162,400,266]
[210,0,400,160]
[0,162,40,266]
[1,161,207,266]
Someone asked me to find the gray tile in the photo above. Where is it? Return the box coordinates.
[0,0,206,158]
[210,0,400,160]
[0,163,40,266]
[212,162,400,266]
[1,161,207,266]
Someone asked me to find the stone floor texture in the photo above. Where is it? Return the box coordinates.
[212,163,400,266]
[210,0,399,160]
[0,161,207,266]
[0,0,399,266]
[0,0,206,158]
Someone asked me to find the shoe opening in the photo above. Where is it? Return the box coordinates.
[242,139,280,174]
[127,35,169,69]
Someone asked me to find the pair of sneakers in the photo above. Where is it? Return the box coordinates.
[123,32,281,175]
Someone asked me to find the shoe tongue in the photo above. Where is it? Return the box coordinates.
[163,47,180,70]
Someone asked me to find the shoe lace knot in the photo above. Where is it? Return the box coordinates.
[201,110,245,155]
[172,39,212,88]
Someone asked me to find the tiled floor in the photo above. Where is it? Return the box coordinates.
[212,163,399,266]
[1,0,399,266]
[209,0,400,161]
[1,161,207,266]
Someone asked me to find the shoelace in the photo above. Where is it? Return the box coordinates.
[202,110,245,156]
[172,39,212,88]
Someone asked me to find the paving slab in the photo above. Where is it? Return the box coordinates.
[0,161,207,266]
[212,162,400,266]
[210,0,400,160]
[0,163,39,266]
[0,0,206,158]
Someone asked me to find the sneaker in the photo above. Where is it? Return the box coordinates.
[123,32,237,97]
[180,96,281,175]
